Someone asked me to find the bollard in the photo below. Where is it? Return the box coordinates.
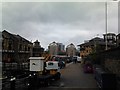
[28,74,37,90]
[10,77,16,90]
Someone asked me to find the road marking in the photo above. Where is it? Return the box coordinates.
[66,62,73,67]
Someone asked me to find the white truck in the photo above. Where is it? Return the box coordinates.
[28,57,61,88]
[77,56,82,63]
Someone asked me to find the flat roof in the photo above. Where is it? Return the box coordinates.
[29,57,45,60]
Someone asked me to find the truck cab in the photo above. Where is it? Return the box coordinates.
[28,57,61,88]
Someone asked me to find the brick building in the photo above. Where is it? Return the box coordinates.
[78,34,116,58]
[2,30,33,63]
[66,43,76,57]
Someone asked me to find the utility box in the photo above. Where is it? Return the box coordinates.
[29,57,44,71]
[45,61,59,70]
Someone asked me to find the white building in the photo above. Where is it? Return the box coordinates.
[57,43,65,52]
[48,41,58,55]
[48,42,65,56]
[66,43,76,57]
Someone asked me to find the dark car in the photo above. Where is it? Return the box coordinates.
[66,57,72,63]
[58,60,65,69]
[83,63,93,73]
[54,56,66,69]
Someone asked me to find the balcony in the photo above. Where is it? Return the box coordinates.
[19,51,31,53]
[2,50,14,53]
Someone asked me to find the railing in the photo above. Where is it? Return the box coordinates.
[2,63,29,71]
[94,66,117,90]
[2,75,30,90]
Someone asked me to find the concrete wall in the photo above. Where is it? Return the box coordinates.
[89,46,120,89]
[100,47,120,76]
[105,59,120,76]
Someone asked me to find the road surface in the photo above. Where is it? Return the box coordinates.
[40,62,99,90]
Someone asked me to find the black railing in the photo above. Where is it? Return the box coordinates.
[94,67,117,90]
[2,76,30,90]
[2,63,29,71]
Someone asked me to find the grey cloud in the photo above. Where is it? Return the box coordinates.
[2,2,118,49]
[2,2,104,24]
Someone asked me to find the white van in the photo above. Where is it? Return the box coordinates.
[77,56,82,63]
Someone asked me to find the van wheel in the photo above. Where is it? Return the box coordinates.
[55,72,61,80]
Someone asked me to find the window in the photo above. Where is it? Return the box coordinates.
[25,45,27,51]
[48,62,53,65]
[8,43,12,50]
[28,47,30,51]
[19,44,22,51]
[2,40,4,49]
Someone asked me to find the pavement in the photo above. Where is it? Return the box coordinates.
[39,62,99,90]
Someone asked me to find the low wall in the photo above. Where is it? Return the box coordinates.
[89,46,120,90]
[105,59,120,76]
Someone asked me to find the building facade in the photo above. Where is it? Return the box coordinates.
[0,32,2,62]
[48,41,65,56]
[57,43,65,52]
[116,33,120,47]
[48,41,58,55]
[57,43,65,55]
[32,40,44,57]
[103,33,116,44]
[66,43,76,57]
[78,35,116,58]
[2,30,33,63]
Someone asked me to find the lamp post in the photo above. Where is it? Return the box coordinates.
[105,0,118,50]
[105,1,108,50]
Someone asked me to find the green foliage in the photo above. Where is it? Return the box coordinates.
[88,52,101,65]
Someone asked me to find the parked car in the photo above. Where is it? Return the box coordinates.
[72,56,82,63]
[72,56,77,63]
[66,57,72,63]
[76,56,82,63]
[54,56,66,69]
[83,63,93,73]
[58,60,65,69]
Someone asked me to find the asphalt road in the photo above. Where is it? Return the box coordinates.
[40,62,99,90]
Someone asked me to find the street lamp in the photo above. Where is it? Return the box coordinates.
[105,1,108,50]
[105,0,118,50]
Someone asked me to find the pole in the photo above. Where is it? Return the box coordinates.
[105,0,118,50]
[105,2,108,50]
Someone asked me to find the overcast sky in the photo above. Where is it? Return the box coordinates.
[1,0,118,49]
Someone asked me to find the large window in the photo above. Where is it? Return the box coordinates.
[19,44,22,51]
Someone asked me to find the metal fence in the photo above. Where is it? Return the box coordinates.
[2,76,30,90]
[2,63,29,71]
[88,46,120,90]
